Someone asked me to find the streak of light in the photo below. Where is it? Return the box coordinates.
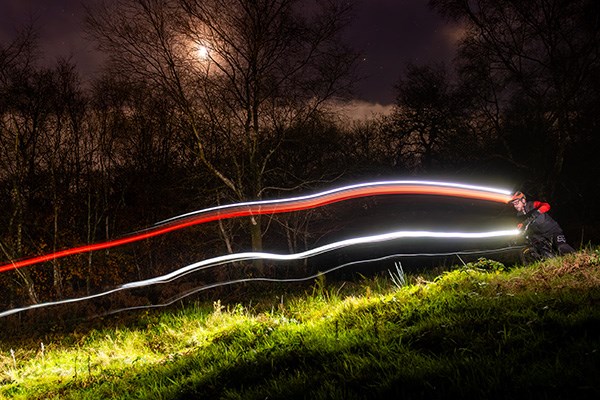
[154,180,513,225]
[0,228,520,318]
[0,180,514,272]
[102,245,524,318]
[120,229,520,289]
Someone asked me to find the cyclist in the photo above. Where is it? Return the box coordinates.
[509,191,575,260]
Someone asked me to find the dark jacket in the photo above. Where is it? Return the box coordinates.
[520,200,563,238]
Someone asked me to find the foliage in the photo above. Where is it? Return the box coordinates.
[459,257,506,272]
[388,261,407,289]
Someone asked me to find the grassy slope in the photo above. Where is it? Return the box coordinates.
[1,251,599,399]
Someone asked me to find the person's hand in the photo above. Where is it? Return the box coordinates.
[518,209,540,220]
[520,210,540,227]
[527,210,541,223]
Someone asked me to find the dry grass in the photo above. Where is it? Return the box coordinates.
[496,250,600,294]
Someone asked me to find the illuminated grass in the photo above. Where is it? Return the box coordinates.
[1,250,599,399]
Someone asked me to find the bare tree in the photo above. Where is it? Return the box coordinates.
[39,60,88,299]
[1,26,97,303]
[0,27,43,303]
[430,0,600,195]
[86,0,358,257]
[388,63,468,172]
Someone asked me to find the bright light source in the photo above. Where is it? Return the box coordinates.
[197,45,208,60]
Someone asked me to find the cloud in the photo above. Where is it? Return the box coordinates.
[440,23,467,47]
[329,99,395,122]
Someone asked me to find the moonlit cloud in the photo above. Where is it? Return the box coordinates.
[440,23,467,46]
[330,99,395,122]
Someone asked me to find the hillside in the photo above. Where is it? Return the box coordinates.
[1,250,599,399]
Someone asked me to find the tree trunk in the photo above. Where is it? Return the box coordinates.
[249,215,264,271]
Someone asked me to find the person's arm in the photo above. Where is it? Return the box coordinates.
[517,200,550,230]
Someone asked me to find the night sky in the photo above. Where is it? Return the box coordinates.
[0,0,459,105]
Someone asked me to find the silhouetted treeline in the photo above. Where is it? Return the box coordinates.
[0,0,598,313]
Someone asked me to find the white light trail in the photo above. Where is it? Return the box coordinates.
[0,228,520,319]
[122,229,520,288]
[155,180,513,225]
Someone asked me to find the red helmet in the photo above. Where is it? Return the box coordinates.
[510,191,526,203]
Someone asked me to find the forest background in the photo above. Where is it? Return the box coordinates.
[0,0,599,317]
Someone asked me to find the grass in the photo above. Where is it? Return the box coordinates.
[1,250,599,399]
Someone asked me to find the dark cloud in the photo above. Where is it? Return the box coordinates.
[346,0,458,104]
[0,0,457,104]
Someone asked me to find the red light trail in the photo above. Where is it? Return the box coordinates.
[0,180,514,273]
